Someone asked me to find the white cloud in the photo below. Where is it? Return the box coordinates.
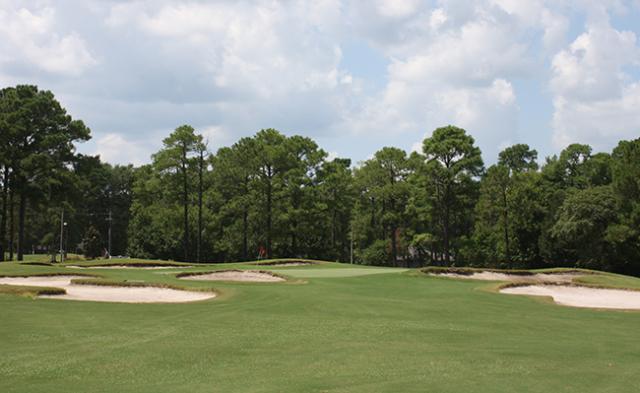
[552,82,640,149]
[109,1,356,109]
[375,0,420,18]
[389,20,530,85]
[342,2,531,159]
[540,8,570,51]
[199,125,233,151]
[550,20,640,149]
[410,140,422,154]
[551,24,639,101]
[91,133,150,166]
[483,1,569,54]
[429,8,448,31]
[0,3,96,75]
[4,0,639,167]
[326,151,339,161]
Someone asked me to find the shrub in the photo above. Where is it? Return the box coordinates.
[360,240,390,266]
[82,226,104,259]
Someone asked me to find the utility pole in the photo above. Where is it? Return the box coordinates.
[107,209,112,258]
[59,209,64,263]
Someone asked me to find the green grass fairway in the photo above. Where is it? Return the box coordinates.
[270,267,408,278]
[1,260,639,393]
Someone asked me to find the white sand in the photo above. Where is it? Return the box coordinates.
[500,285,640,310]
[0,275,215,303]
[181,270,284,282]
[434,272,581,283]
[66,265,193,269]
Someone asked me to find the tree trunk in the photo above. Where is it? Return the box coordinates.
[0,166,7,262]
[381,200,387,240]
[369,197,376,227]
[8,185,14,261]
[17,191,26,261]
[502,187,510,267]
[242,207,248,260]
[182,146,189,262]
[331,189,337,253]
[390,226,398,267]
[443,185,451,266]
[291,192,298,257]
[266,169,272,259]
[242,176,248,260]
[197,148,203,263]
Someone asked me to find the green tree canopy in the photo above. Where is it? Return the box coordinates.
[422,125,483,265]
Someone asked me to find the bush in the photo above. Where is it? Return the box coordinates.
[82,226,103,259]
[359,240,390,266]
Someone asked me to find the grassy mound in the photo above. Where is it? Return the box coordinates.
[176,269,286,280]
[252,259,317,266]
[421,266,589,276]
[0,284,66,297]
[69,278,217,294]
[65,260,194,268]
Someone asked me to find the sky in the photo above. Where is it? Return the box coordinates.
[1,0,639,166]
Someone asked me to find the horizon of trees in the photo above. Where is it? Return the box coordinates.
[1,85,639,275]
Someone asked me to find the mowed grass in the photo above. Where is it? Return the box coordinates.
[574,272,640,290]
[270,267,409,278]
[1,260,639,393]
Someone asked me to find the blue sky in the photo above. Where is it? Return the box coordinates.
[1,0,639,166]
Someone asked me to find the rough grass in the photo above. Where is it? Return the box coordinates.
[64,259,194,268]
[252,259,318,266]
[175,269,286,280]
[69,278,217,294]
[496,280,640,292]
[19,262,54,267]
[422,266,640,293]
[0,272,97,278]
[574,272,640,290]
[0,284,66,297]
[422,266,592,276]
[1,260,639,393]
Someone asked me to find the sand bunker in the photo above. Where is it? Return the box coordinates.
[432,271,581,284]
[500,285,640,310]
[0,275,215,303]
[181,270,284,282]
[66,264,194,269]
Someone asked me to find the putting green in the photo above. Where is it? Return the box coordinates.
[270,267,408,278]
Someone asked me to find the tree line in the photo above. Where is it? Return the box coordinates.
[1,85,639,275]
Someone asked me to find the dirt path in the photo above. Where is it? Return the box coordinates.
[0,275,215,303]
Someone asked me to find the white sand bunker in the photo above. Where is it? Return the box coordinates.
[0,275,215,303]
[66,264,193,270]
[433,271,581,284]
[501,285,640,310]
[181,270,284,282]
